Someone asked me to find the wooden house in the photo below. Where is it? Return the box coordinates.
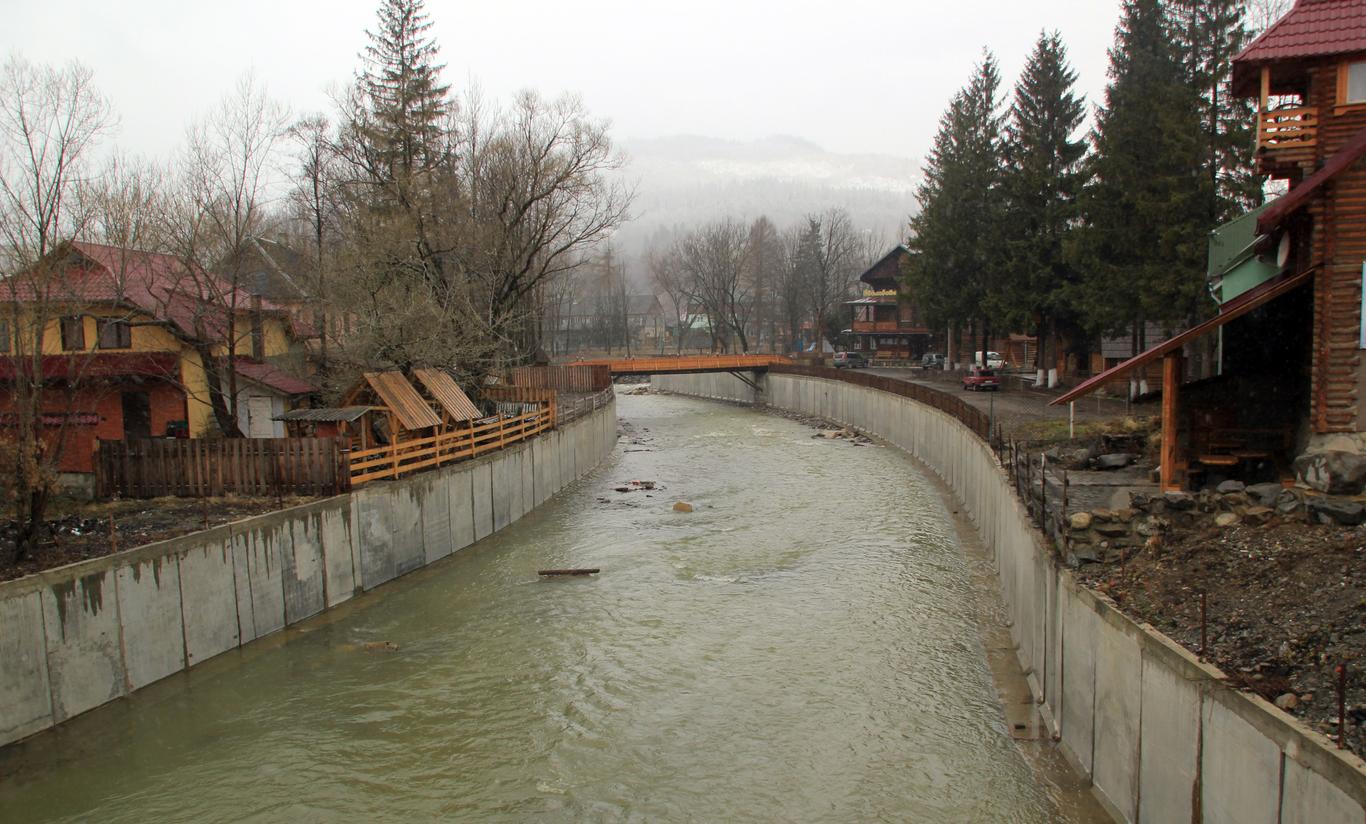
[0,241,313,479]
[845,246,934,362]
[1055,0,1366,490]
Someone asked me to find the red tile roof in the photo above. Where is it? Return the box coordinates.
[1,241,291,346]
[233,359,317,396]
[1235,0,1366,70]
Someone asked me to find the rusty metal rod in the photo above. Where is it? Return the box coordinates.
[1337,663,1347,750]
[1199,591,1208,660]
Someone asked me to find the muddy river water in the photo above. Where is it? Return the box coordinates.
[0,392,1101,822]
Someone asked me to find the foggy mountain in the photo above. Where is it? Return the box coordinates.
[610,135,921,278]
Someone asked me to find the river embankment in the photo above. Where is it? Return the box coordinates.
[1,391,1097,822]
[653,368,1366,824]
[0,397,617,750]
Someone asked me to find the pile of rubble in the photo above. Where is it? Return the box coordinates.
[1065,481,1364,565]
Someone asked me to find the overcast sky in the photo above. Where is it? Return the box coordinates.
[3,0,1125,163]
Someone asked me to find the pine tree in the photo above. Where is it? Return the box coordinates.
[1170,0,1260,220]
[1070,0,1209,351]
[996,32,1089,378]
[905,51,1006,361]
[356,0,451,186]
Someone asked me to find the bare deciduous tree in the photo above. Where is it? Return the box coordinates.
[162,73,289,437]
[0,55,113,559]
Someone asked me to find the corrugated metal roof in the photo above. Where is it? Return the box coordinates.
[1234,0,1366,90]
[412,368,482,422]
[275,406,375,423]
[363,371,442,430]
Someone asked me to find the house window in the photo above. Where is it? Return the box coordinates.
[1345,62,1366,104]
[250,314,264,360]
[96,318,132,349]
[60,316,84,351]
[0,320,9,354]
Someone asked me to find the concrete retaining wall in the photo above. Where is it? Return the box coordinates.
[655,372,1366,824]
[0,399,616,749]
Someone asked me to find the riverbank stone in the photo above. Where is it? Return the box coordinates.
[1245,483,1282,507]
[1306,497,1364,526]
[1294,450,1366,495]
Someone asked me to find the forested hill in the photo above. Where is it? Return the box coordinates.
[612,134,920,265]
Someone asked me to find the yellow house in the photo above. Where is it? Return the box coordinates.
[0,241,315,473]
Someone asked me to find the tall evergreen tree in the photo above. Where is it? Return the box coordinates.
[996,32,1089,379]
[1170,0,1260,220]
[905,51,1006,362]
[1070,0,1209,354]
[356,0,451,185]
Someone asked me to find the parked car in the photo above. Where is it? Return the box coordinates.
[963,366,1000,391]
[921,353,945,370]
[833,351,869,369]
[974,350,1005,369]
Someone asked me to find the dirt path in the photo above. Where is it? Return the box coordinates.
[864,367,1136,438]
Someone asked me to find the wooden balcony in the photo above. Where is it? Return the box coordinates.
[1257,106,1317,176]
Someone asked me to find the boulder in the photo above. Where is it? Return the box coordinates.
[672,502,695,513]
[1095,453,1135,470]
[1245,483,1282,507]
[1129,493,1152,511]
[1094,522,1131,538]
[1115,507,1138,523]
[1305,497,1364,526]
[1215,512,1241,528]
[1135,516,1170,537]
[1164,491,1196,510]
[1069,511,1093,530]
[1243,506,1275,526]
[1091,507,1115,522]
[1216,479,1246,494]
[1275,693,1300,711]
[1294,450,1366,495]
[1275,489,1303,515]
[1218,492,1251,510]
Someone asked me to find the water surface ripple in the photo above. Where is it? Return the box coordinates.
[0,393,1069,822]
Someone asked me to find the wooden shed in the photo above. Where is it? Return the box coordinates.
[342,371,442,448]
[411,368,483,428]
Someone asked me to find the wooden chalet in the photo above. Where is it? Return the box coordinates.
[845,246,934,362]
[1056,0,1366,490]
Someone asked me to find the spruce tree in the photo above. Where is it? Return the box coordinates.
[357,0,451,186]
[1170,0,1260,220]
[1070,0,1209,352]
[996,31,1089,377]
[905,51,1006,362]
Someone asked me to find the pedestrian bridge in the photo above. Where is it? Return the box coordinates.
[570,354,792,376]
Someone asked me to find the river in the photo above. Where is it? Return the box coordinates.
[0,392,1100,822]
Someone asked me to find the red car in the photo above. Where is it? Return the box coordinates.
[962,367,1000,391]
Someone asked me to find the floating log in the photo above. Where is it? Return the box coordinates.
[538,568,600,576]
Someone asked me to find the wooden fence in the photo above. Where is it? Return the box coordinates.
[509,364,611,392]
[770,363,994,441]
[348,406,553,486]
[96,437,349,499]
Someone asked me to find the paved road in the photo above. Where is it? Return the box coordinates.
[864,367,1138,437]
